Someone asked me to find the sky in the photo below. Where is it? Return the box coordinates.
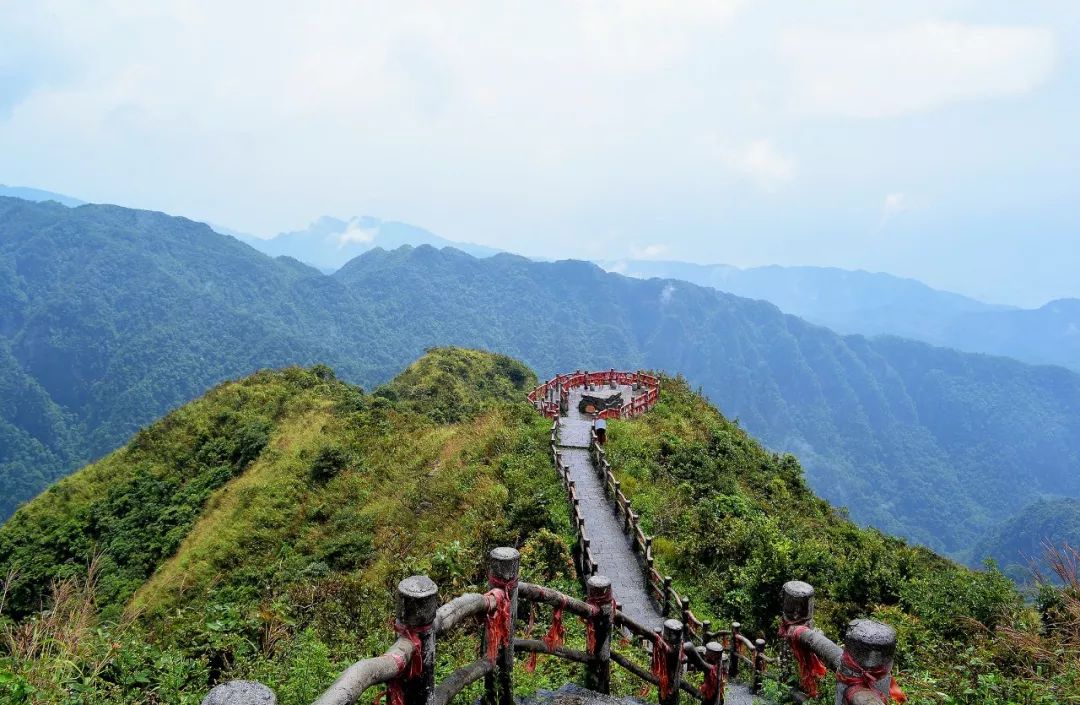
[1,1,1077,307]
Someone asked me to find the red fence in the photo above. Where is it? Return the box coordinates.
[527,369,661,420]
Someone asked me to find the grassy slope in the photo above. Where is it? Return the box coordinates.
[0,350,584,703]
[604,376,1068,702]
[0,350,1072,703]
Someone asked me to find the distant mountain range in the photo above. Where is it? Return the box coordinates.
[7,183,1079,373]
[605,259,1080,372]
[234,215,501,271]
[4,195,1080,567]
[0,184,85,208]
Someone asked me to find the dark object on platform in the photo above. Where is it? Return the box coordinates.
[579,392,623,415]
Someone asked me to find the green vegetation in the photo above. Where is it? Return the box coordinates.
[5,195,1080,563]
[605,376,1077,702]
[0,350,578,703]
[973,498,1080,583]
[2,349,1078,703]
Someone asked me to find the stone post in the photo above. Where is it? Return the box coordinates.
[835,620,897,705]
[681,598,692,639]
[397,575,438,705]
[752,638,766,694]
[781,581,813,680]
[704,642,724,705]
[728,622,741,679]
[202,681,276,705]
[484,548,520,705]
[662,576,673,617]
[660,619,684,705]
[584,576,614,694]
[782,581,814,625]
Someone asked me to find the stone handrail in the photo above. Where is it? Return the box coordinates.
[537,369,904,703]
[203,369,901,705]
[203,550,900,705]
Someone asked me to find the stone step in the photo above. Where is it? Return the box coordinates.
[518,682,762,705]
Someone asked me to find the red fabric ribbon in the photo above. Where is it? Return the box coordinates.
[780,621,827,697]
[484,574,516,664]
[374,652,408,705]
[699,662,725,703]
[836,651,907,704]
[524,598,567,673]
[583,592,616,655]
[648,632,680,702]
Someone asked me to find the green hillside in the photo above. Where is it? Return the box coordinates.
[5,196,1080,561]
[0,349,1074,703]
[973,498,1080,582]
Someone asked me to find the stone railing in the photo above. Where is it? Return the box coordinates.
[203,368,902,705]
[203,550,901,705]
[549,415,600,576]
[527,369,661,420]
[539,370,905,703]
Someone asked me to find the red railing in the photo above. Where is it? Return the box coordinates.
[527,369,661,420]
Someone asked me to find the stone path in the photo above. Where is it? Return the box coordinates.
[558,385,662,633]
[557,385,758,705]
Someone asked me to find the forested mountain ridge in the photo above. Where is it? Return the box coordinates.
[0,197,394,518]
[932,298,1080,372]
[2,197,1079,563]
[608,258,1080,372]
[0,349,1065,703]
[337,247,1080,557]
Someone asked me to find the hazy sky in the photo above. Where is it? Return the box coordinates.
[1,1,1077,306]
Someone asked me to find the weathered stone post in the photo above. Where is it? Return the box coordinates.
[727,622,741,679]
[751,638,766,694]
[782,581,814,625]
[484,548,520,705]
[584,576,614,694]
[397,575,438,705]
[202,681,276,705]
[835,620,898,705]
[704,642,725,705]
[660,619,684,705]
[681,597,692,637]
[781,581,813,680]
[662,576,673,617]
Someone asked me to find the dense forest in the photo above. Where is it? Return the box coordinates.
[3,197,1080,563]
[1,349,1073,703]
[973,498,1080,582]
[612,259,1080,372]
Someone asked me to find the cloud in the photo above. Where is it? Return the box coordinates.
[334,221,377,248]
[781,22,1057,118]
[717,139,796,191]
[878,192,907,229]
[632,244,669,259]
[660,283,676,305]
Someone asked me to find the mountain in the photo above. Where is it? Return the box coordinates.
[602,259,1005,338]
[336,248,1080,558]
[239,215,501,271]
[933,299,1080,372]
[0,184,85,207]
[973,498,1080,582]
[604,259,1080,373]
[0,196,401,519]
[0,349,1051,703]
[4,197,1080,562]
